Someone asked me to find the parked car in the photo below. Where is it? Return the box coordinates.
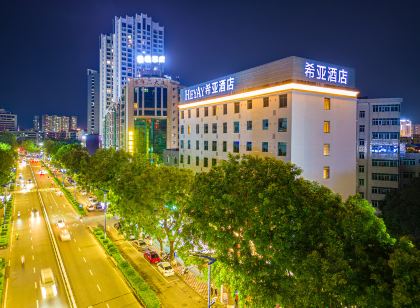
[133,239,148,251]
[56,219,65,229]
[144,250,161,264]
[95,203,104,211]
[40,268,58,299]
[31,208,40,218]
[55,191,63,196]
[59,229,71,241]
[86,204,95,212]
[114,222,121,230]
[157,262,175,277]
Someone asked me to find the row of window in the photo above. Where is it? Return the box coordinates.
[180,118,288,134]
[180,155,217,167]
[371,118,400,126]
[372,104,400,112]
[180,140,287,156]
[372,132,400,139]
[371,173,399,181]
[180,95,288,119]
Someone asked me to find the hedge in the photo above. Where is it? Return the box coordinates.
[0,257,5,303]
[0,199,13,248]
[92,228,160,308]
[42,163,85,215]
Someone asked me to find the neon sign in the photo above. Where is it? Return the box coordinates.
[304,62,348,85]
[184,77,235,101]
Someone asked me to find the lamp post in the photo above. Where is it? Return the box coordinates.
[193,254,217,307]
[102,189,109,238]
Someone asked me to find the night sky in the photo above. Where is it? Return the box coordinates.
[1,0,419,129]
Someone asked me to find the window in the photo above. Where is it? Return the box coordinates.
[359,152,365,159]
[323,144,330,156]
[359,111,365,118]
[203,157,208,167]
[223,104,227,114]
[196,140,199,150]
[234,102,240,113]
[247,100,252,109]
[212,141,217,151]
[372,187,395,195]
[372,159,398,167]
[359,125,365,133]
[278,142,287,156]
[196,108,200,117]
[372,118,400,126]
[212,123,217,134]
[234,121,240,133]
[359,179,364,186]
[196,157,199,166]
[180,155,184,163]
[247,120,252,130]
[180,140,184,149]
[323,121,330,133]
[246,142,252,151]
[279,94,287,108]
[359,139,365,146]
[187,125,191,134]
[401,159,415,166]
[278,118,287,132]
[204,124,208,134]
[324,98,331,110]
[212,105,217,116]
[187,155,191,165]
[204,107,209,117]
[223,141,227,152]
[181,111,184,119]
[262,119,269,130]
[233,141,240,153]
[212,159,217,167]
[187,140,191,149]
[372,132,399,139]
[262,142,268,152]
[359,165,364,173]
[373,104,400,112]
[372,173,399,181]
[263,97,269,107]
[196,124,200,134]
[323,166,330,179]
[223,122,227,133]
[204,141,208,151]
[180,125,184,134]
[188,110,191,118]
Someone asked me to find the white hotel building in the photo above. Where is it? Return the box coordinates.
[178,56,358,198]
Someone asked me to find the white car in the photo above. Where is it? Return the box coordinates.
[38,169,47,175]
[56,219,65,229]
[40,268,58,299]
[86,204,95,212]
[60,229,71,241]
[157,262,175,277]
[56,191,63,196]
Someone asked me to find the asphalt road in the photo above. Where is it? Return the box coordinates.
[32,162,141,308]
[5,163,68,308]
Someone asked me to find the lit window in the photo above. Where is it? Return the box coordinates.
[234,102,240,113]
[247,100,252,109]
[323,166,330,179]
[323,144,330,156]
[187,125,191,134]
[323,121,330,133]
[212,105,217,116]
[263,97,269,107]
[180,111,184,119]
[324,98,331,110]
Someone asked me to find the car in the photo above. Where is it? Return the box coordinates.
[133,239,148,251]
[80,190,87,196]
[157,262,175,277]
[86,204,95,212]
[27,179,32,183]
[38,170,47,175]
[56,219,65,229]
[144,250,161,264]
[40,268,58,299]
[59,229,71,241]
[31,208,40,218]
[95,203,104,211]
[114,222,121,230]
[55,191,63,196]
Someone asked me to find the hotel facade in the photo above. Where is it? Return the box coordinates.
[178,56,358,198]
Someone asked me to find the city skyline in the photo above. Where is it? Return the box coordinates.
[1,0,420,128]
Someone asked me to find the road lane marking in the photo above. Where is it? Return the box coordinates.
[8,260,10,266]
[32,255,35,260]
[89,269,93,276]
[96,284,101,292]
[35,281,37,289]
[78,247,81,252]
[31,245,34,250]
[3,278,9,308]
[36,299,39,308]
[83,257,87,263]
[33,267,36,273]
[30,236,32,241]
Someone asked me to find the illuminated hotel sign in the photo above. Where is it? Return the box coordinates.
[304,61,348,85]
[184,77,235,101]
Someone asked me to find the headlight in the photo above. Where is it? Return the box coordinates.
[41,287,47,299]
[52,285,57,296]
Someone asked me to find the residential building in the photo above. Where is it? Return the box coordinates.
[87,69,99,134]
[400,119,412,137]
[33,115,40,131]
[70,116,77,131]
[179,56,358,198]
[414,123,420,135]
[100,13,165,148]
[356,98,402,207]
[41,115,78,134]
[0,109,17,131]
[399,152,420,187]
[108,76,180,155]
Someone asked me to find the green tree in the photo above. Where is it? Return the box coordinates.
[182,155,399,307]
[19,140,39,153]
[0,132,17,148]
[381,177,420,247]
[0,144,16,185]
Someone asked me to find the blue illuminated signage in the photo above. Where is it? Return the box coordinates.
[184,77,235,101]
[304,61,348,85]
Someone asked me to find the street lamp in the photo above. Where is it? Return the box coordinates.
[101,189,109,238]
[192,253,217,308]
